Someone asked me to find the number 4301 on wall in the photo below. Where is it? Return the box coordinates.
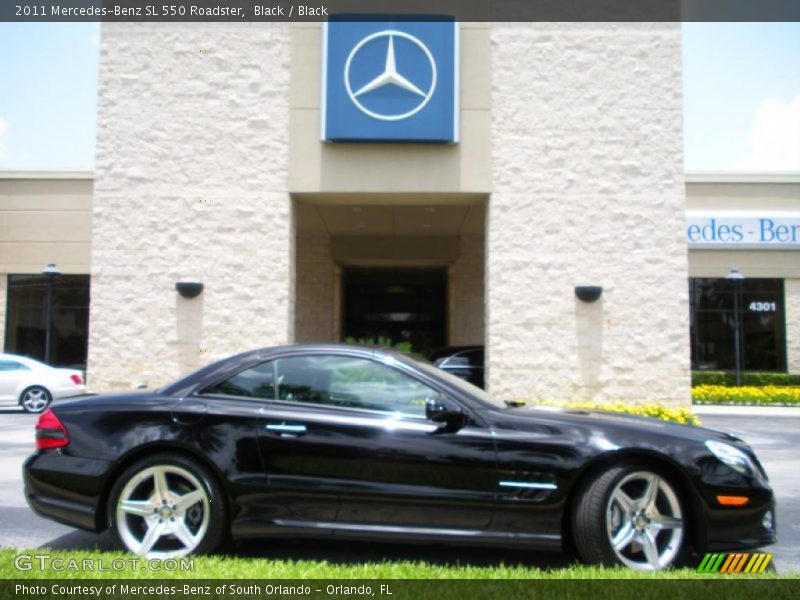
[749,301,776,312]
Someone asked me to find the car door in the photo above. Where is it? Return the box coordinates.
[0,360,27,403]
[189,361,288,527]
[256,352,498,531]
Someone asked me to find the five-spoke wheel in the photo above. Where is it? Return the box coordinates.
[573,465,687,570]
[108,454,225,558]
[20,386,52,413]
[605,471,684,570]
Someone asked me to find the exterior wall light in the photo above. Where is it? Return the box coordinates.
[175,282,204,299]
[575,286,603,303]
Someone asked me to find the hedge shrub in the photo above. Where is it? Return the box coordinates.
[692,385,800,406]
[522,401,701,426]
[692,371,800,387]
[344,336,413,353]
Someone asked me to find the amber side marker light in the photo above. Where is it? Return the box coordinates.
[717,495,749,506]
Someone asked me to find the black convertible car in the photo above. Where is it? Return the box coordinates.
[24,344,775,570]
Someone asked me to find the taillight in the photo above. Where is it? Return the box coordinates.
[36,409,70,450]
[70,374,83,385]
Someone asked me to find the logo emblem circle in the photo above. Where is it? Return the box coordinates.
[344,30,438,122]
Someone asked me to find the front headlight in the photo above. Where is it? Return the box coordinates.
[705,440,762,479]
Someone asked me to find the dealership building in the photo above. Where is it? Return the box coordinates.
[1,22,798,406]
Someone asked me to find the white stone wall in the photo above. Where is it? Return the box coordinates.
[0,275,6,349]
[488,23,690,405]
[295,233,336,342]
[89,24,292,390]
[450,234,485,346]
[786,278,800,374]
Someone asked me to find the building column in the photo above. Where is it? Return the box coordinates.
[487,22,690,406]
[0,275,6,350]
[88,23,292,390]
[294,233,336,343]
[786,278,800,374]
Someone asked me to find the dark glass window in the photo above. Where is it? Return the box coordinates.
[343,268,446,355]
[464,348,484,367]
[275,355,434,417]
[689,278,786,372]
[4,274,90,369]
[203,361,275,399]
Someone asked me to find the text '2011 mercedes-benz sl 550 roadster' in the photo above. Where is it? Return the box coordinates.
[24,344,775,570]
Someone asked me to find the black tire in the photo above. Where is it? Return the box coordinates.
[572,464,687,570]
[107,453,227,557]
[19,386,52,413]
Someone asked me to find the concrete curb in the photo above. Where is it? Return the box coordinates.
[693,404,800,417]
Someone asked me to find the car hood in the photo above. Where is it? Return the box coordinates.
[499,404,744,445]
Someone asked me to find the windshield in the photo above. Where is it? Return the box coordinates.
[409,356,506,409]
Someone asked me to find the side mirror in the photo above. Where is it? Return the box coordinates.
[425,394,466,432]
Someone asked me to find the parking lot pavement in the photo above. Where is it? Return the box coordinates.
[697,413,800,573]
[0,408,797,572]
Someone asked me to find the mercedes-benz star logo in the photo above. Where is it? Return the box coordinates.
[344,30,437,122]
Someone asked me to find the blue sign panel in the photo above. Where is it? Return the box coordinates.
[322,19,459,143]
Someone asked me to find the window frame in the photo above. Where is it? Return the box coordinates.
[4,273,91,369]
[689,277,787,372]
[195,351,456,422]
[199,359,277,401]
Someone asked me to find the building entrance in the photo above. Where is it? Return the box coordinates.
[342,267,446,355]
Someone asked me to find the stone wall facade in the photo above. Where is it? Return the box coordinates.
[786,278,800,375]
[0,275,5,349]
[487,23,690,404]
[89,24,292,390]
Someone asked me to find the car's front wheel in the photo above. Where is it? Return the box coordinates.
[20,386,52,413]
[108,453,226,558]
[573,465,687,570]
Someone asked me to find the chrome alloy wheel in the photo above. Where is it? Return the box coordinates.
[115,465,210,558]
[605,471,684,570]
[21,387,50,412]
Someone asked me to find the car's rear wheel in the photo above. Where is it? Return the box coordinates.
[573,465,686,570]
[108,453,226,558]
[20,386,52,413]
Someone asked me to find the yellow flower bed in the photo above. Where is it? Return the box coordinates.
[519,400,701,426]
[692,385,800,406]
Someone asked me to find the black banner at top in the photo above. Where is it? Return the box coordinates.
[2,0,800,22]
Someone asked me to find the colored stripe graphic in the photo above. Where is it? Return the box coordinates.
[745,554,762,573]
[758,553,773,573]
[719,553,737,573]
[697,553,725,573]
[697,552,772,574]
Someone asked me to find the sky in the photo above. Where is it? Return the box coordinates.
[0,22,798,172]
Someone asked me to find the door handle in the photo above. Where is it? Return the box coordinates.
[265,423,307,436]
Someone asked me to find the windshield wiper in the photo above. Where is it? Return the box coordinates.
[504,400,526,408]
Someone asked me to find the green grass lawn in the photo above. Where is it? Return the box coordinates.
[0,548,792,580]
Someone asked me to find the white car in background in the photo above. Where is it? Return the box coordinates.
[0,353,86,413]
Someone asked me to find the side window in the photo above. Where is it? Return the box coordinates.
[203,361,275,399]
[275,355,435,418]
[0,360,27,372]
